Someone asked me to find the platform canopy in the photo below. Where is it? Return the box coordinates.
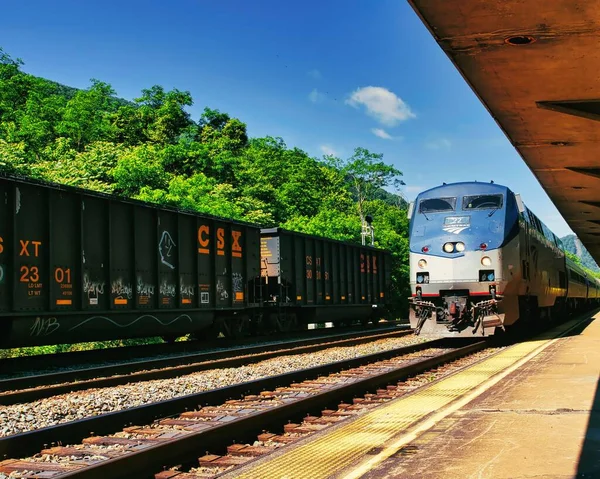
[408,0,600,261]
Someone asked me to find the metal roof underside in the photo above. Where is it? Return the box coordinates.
[408,0,600,261]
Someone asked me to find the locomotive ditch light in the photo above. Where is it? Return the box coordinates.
[481,256,492,266]
[418,259,427,269]
[443,242,455,253]
[455,242,465,252]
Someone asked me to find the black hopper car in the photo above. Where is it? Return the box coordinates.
[0,175,392,348]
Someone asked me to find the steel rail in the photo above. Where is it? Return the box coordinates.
[57,340,486,479]
[0,329,413,405]
[0,321,408,375]
[0,337,468,460]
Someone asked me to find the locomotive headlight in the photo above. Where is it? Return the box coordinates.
[481,256,492,266]
[443,242,455,253]
[455,242,465,252]
[418,259,427,269]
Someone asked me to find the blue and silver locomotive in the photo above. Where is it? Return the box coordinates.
[408,181,600,336]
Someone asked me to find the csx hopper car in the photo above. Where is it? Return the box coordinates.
[0,175,391,348]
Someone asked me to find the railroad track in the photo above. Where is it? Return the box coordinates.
[0,321,408,377]
[0,337,487,479]
[0,327,413,406]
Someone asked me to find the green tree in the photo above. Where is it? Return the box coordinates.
[56,79,118,150]
[112,144,169,195]
[339,147,403,223]
[199,107,230,132]
[135,86,194,145]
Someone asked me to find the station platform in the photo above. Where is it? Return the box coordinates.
[230,312,600,479]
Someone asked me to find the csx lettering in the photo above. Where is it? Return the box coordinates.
[0,236,3,254]
[217,228,225,250]
[19,240,42,257]
[232,231,242,252]
[198,225,210,247]
[372,256,378,274]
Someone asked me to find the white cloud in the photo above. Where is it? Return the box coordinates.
[346,86,415,126]
[425,138,452,150]
[371,128,393,140]
[320,144,339,157]
[308,69,322,80]
[308,88,326,103]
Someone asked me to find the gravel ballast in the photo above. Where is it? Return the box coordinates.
[0,335,426,437]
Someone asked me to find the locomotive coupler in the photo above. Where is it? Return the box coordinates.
[472,296,504,335]
[409,298,436,335]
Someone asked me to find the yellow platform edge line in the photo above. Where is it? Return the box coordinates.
[233,317,588,479]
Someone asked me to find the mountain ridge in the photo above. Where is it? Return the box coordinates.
[560,234,600,272]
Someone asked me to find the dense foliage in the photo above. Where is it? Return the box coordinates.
[0,47,411,318]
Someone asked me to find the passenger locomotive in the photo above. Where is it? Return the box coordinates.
[0,175,391,348]
[408,181,600,337]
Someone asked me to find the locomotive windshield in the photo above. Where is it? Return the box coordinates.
[419,197,456,213]
[462,194,503,210]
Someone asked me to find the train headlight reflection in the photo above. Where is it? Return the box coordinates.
[443,242,455,253]
[481,256,492,266]
[418,259,427,269]
[455,242,465,252]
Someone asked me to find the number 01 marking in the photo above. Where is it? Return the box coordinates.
[54,267,71,283]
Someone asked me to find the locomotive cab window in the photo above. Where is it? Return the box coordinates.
[462,194,503,210]
[419,197,456,213]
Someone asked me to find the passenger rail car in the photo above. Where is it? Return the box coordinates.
[0,175,391,348]
[407,181,600,337]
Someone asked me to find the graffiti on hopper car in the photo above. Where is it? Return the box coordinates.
[30,316,60,336]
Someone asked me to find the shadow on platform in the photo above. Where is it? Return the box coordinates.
[577,375,600,477]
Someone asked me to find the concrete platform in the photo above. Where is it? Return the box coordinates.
[361,315,600,479]
[227,314,600,479]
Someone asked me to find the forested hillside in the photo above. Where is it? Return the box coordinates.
[561,234,600,272]
[0,47,410,312]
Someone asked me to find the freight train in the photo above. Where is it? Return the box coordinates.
[0,175,391,348]
[408,181,600,337]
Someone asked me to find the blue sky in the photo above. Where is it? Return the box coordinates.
[1,0,574,237]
